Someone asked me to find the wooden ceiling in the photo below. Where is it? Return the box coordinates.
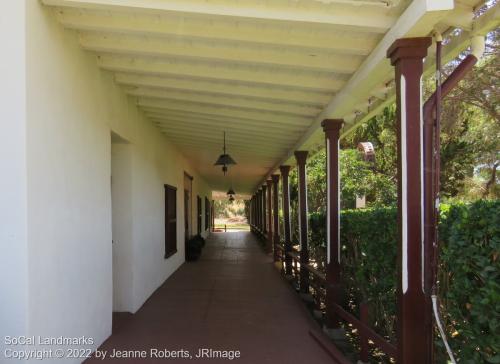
[42,0,498,195]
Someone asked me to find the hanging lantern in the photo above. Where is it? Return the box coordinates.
[214,131,236,175]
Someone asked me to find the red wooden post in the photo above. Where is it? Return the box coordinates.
[262,184,267,235]
[257,189,262,233]
[260,185,266,233]
[254,192,257,231]
[280,165,292,276]
[253,195,256,229]
[251,196,254,229]
[322,118,343,329]
[211,200,215,232]
[360,302,369,363]
[387,37,432,364]
[271,174,280,262]
[266,179,273,250]
[295,151,310,294]
[262,184,268,237]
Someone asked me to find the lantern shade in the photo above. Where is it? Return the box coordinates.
[214,153,237,166]
[227,188,236,196]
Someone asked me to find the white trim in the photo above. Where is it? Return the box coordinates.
[327,139,331,265]
[420,75,425,294]
[337,139,341,264]
[288,183,291,238]
[401,75,408,294]
[298,172,302,249]
[305,164,309,245]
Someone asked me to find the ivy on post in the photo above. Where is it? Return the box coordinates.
[295,151,310,294]
[271,174,280,263]
[280,165,292,276]
[322,118,344,332]
[387,37,432,364]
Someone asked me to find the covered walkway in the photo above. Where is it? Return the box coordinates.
[85,232,332,363]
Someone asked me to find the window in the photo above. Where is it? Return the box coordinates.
[164,184,177,259]
[205,197,210,231]
[197,195,202,235]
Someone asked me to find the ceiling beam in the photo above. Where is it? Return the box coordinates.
[129,90,320,117]
[341,3,500,141]
[174,146,277,163]
[261,0,456,189]
[137,99,311,126]
[44,0,395,32]
[97,54,345,92]
[146,113,304,136]
[154,124,293,149]
[160,133,287,154]
[140,107,307,131]
[80,32,362,74]
[54,8,379,56]
[115,73,331,106]
[152,120,298,145]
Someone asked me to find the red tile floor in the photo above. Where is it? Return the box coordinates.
[85,232,332,363]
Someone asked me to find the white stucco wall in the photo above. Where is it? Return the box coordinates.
[1,2,212,362]
[0,0,29,356]
[111,141,134,312]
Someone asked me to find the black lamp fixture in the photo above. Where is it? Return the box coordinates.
[226,187,236,196]
[228,195,235,203]
[214,131,236,175]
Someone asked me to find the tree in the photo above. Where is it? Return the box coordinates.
[438,28,499,199]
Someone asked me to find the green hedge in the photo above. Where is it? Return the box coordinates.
[307,200,499,362]
[438,201,500,363]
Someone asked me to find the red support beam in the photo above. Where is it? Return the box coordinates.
[280,165,292,276]
[260,185,266,235]
[257,189,262,233]
[271,174,280,262]
[262,184,267,236]
[387,37,432,364]
[295,151,310,294]
[211,200,215,232]
[250,196,254,229]
[266,179,273,243]
[266,179,273,251]
[254,194,257,230]
[322,119,344,329]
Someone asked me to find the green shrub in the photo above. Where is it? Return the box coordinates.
[340,207,398,342]
[307,200,499,361]
[438,200,500,363]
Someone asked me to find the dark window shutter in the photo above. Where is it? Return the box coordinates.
[197,196,202,235]
[205,197,210,231]
[164,185,177,258]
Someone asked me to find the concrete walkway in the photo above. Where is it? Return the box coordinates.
[86,232,331,363]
